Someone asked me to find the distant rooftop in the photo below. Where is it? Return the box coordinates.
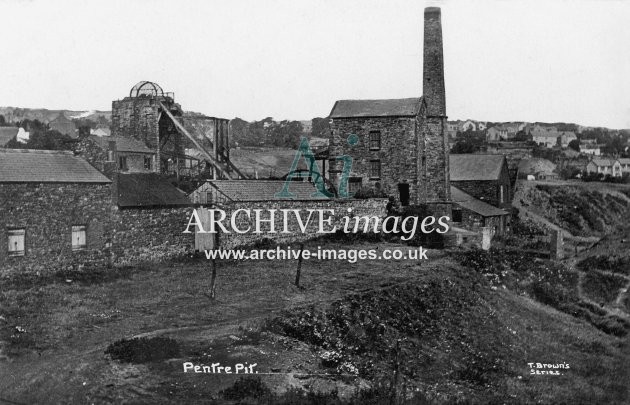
[329,98,422,118]
[0,127,18,145]
[450,154,506,181]
[0,149,111,183]
[89,135,153,154]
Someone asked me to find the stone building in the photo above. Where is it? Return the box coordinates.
[111,81,238,179]
[450,186,509,235]
[585,158,622,177]
[328,7,450,217]
[449,154,512,210]
[74,135,159,178]
[0,149,195,275]
[191,179,387,249]
[0,149,112,273]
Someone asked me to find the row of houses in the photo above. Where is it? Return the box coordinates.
[585,157,630,177]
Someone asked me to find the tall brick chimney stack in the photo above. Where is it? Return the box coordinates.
[423,7,446,117]
[418,6,450,215]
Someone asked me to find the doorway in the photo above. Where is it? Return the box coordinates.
[398,183,410,206]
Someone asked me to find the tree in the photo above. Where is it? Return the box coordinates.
[568,139,580,152]
[311,117,330,139]
[450,130,486,154]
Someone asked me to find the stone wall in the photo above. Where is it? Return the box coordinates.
[111,97,160,147]
[452,170,511,210]
[215,198,389,249]
[421,116,451,208]
[329,117,418,204]
[112,207,195,266]
[118,152,154,174]
[74,136,117,178]
[0,183,113,275]
[1,182,195,275]
[451,205,505,235]
[111,96,186,173]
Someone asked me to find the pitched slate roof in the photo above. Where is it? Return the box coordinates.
[89,135,153,153]
[0,127,19,145]
[329,98,422,118]
[49,113,78,138]
[116,173,191,207]
[0,149,111,183]
[590,158,617,167]
[449,154,506,181]
[517,158,556,175]
[91,127,111,137]
[451,186,508,217]
[205,180,328,201]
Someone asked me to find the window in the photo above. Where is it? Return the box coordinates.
[144,156,152,171]
[8,229,25,257]
[118,156,128,171]
[499,185,504,203]
[348,177,362,194]
[72,225,87,251]
[206,191,213,204]
[107,150,114,162]
[369,131,381,150]
[453,209,462,223]
[369,160,381,179]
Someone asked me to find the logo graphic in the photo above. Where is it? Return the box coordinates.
[275,136,357,199]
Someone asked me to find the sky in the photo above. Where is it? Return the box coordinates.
[0,0,629,129]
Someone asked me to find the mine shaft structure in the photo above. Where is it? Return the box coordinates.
[111,81,246,184]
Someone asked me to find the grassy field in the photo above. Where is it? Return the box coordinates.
[1,237,629,404]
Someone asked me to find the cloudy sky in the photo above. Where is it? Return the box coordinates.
[1,0,629,128]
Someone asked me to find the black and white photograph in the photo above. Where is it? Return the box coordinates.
[1,0,629,403]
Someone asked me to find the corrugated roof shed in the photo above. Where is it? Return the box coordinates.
[116,173,191,207]
[329,98,422,118]
[0,149,111,183]
[450,154,506,181]
[206,180,328,201]
[451,186,508,217]
[89,135,153,153]
[0,127,19,145]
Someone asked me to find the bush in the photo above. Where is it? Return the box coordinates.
[220,377,273,401]
[591,316,629,337]
[105,337,180,363]
[582,272,627,305]
[578,256,630,276]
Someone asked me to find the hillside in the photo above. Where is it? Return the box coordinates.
[0,107,111,124]
[230,147,324,179]
[514,181,630,238]
[1,238,628,403]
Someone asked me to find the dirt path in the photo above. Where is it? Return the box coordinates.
[567,257,630,320]
[0,245,453,404]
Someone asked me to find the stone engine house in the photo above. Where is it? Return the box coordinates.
[328,7,450,216]
[110,81,239,180]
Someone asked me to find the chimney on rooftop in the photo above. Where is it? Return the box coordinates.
[423,7,446,117]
